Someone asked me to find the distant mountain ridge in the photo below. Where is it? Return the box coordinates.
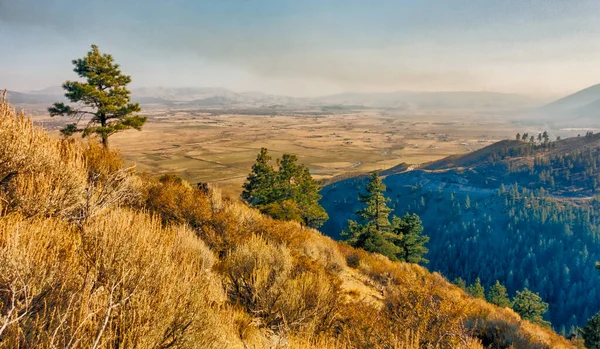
[4,86,544,111]
[314,90,542,110]
[539,84,600,124]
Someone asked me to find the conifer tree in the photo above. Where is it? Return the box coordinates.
[343,172,397,260]
[486,280,512,308]
[273,153,328,228]
[453,277,467,291]
[389,213,429,263]
[351,224,398,259]
[467,278,485,299]
[582,312,600,349]
[356,172,392,231]
[241,148,275,205]
[241,149,327,228]
[49,45,146,148]
[343,172,429,263]
[512,288,550,327]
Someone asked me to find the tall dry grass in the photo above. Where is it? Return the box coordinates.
[0,100,138,222]
[0,210,240,348]
[0,100,86,218]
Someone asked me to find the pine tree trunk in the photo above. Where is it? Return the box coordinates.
[100,116,109,148]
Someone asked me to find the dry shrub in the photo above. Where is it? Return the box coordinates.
[206,184,224,213]
[82,141,124,180]
[204,202,265,254]
[221,235,293,327]
[230,307,266,348]
[0,214,78,345]
[144,174,212,229]
[334,301,420,349]
[80,142,141,221]
[277,269,340,333]
[383,273,470,348]
[346,253,360,269]
[0,100,86,218]
[77,210,231,349]
[299,233,346,274]
[465,299,577,349]
[221,235,340,336]
[333,298,484,349]
[0,210,241,349]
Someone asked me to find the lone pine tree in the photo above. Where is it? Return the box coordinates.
[49,45,146,148]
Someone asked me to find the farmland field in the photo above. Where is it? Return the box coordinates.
[99,107,520,196]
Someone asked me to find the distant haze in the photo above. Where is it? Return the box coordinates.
[2,0,600,97]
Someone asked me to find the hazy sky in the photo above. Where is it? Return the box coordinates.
[1,0,600,97]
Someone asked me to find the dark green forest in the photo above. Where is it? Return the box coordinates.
[320,134,600,330]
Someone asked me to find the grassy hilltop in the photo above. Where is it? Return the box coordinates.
[0,98,579,348]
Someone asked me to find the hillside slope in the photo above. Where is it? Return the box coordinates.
[0,99,577,348]
[538,84,600,124]
[321,135,600,331]
[542,84,600,115]
[424,134,600,197]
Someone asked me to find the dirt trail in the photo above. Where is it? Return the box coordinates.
[338,268,384,306]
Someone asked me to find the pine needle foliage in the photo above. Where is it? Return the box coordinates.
[49,45,146,148]
[241,148,328,228]
[344,172,429,264]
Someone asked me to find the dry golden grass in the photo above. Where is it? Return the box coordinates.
[0,211,241,349]
[0,101,86,218]
[0,98,579,348]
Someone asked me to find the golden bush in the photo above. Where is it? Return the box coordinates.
[221,235,293,328]
[298,233,346,274]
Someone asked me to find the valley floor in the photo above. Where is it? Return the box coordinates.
[103,107,518,196]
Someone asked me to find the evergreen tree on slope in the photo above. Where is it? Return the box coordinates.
[49,45,146,148]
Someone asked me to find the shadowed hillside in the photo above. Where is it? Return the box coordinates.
[321,133,600,331]
[0,98,579,348]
